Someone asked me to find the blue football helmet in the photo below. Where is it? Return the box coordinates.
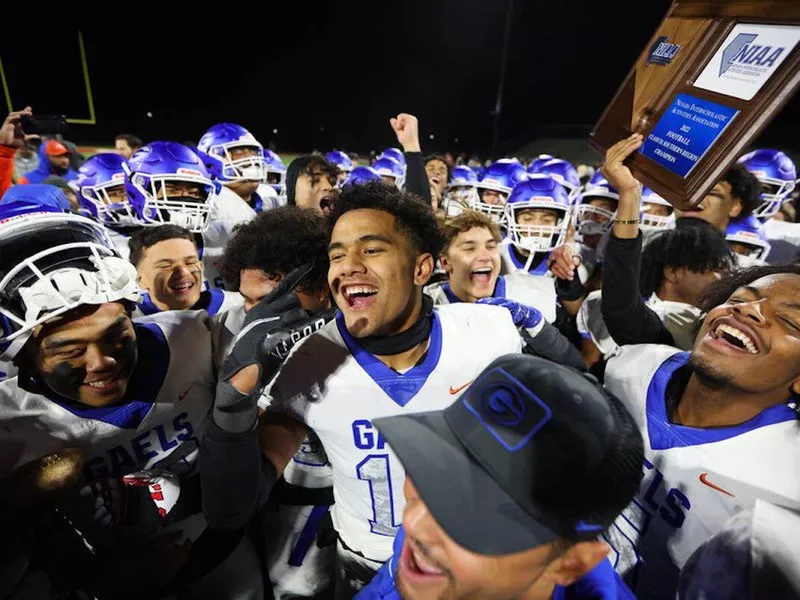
[0,200,139,359]
[73,153,136,226]
[640,187,675,232]
[529,158,581,201]
[528,154,554,173]
[197,123,266,184]
[505,175,571,254]
[573,172,619,236]
[378,147,406,167]
[372,156,406,189]
[738,149,797,219]
[263,149,287,197]
[0,184,72,215]
[474,160,529,224]
[726,215,771,262]
[326,150,354,174]
[343,166,383,187]
[443,165,479,217]
[123,141,217,233]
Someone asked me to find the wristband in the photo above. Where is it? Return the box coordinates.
[614,218,640,225]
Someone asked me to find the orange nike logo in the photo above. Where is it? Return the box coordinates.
[699,473,735,497]
[178,384,193,402]
[449,380,474,395]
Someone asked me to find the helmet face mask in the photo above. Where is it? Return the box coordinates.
[444,186,479,217]
[208,141,266,182]
[472,185,508,225]
[574,201,616,236]
[640,206,676,231]
[726,216,771,262]
[125,142,217,233]
[0,213,140,359]
[730,239,771,261]
[752,174,796,219]
[507,211,569,253]
[738,149,798,219]
[474,161,529,226]
[80,177,138,227]
[263,150,287,197]
[640,189,675,232]
[198,123,267,184]
[504,176,571,253]
[74,153,136,227]
[131,172,215,232]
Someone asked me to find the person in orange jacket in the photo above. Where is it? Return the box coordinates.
[0,107,32,198]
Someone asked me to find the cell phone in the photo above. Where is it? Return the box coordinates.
[20,114,69,135]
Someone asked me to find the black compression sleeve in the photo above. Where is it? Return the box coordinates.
[199,417,276,532]
[522,322,587,371]
[404,151,432,205]
[601,232,674,346]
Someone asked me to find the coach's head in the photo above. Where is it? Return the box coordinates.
[374,354,644,600]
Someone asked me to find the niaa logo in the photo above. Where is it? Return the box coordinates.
[719,33,786,76]
[647,36,681,66]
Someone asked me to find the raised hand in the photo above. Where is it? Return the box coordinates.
[0,107,33,149]
[600,133,644,194]
[389,113,421,153]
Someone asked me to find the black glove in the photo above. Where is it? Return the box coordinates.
[220,263,314,383]
[214,264,335,433]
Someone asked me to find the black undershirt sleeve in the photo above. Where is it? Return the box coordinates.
[601,232,675,347]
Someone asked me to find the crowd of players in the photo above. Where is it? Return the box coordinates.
[0,105,799,600]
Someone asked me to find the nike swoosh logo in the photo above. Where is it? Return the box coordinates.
[699,472,735,497]
[449,380,474,395]
[178,384,193,402]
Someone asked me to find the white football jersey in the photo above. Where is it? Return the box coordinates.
[603,345,800,600]
[266,303,523,562]
[203,187,256,290]
[256,183,284,211]
[499,239,552,276]
[574,240,604,285]
[425,273,557,323]
[0,310,215,478]
[106,227,132,261]
[0,358,16,382]
[577,291,703,355]
[132,289,243,320]
[763,218,800,265]
[213,185,258,225]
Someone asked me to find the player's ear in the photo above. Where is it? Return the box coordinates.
[729,197,743,219]
[414,253,435,287]
[547,541,609,587]
[790,377,800,398]
[663,266,681,284]
[439,252,453,275]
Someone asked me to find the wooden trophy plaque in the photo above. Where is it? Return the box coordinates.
[590,0,800,209]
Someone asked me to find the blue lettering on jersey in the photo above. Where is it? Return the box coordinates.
[84,412,195,479]
[293,436,329,467]
[352,420,386,450]
[640,458,692,529]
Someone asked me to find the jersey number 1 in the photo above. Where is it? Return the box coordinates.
[356,454,399,537]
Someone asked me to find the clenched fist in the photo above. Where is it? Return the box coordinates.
[390,113,421,153]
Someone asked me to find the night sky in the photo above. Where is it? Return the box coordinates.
[2,2,798,158]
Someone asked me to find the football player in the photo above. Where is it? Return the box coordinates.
[197,122,280,212]
[738,149,799,264]
[0,201,261,597]
[128,225,243,317]
[204,182,537,598]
